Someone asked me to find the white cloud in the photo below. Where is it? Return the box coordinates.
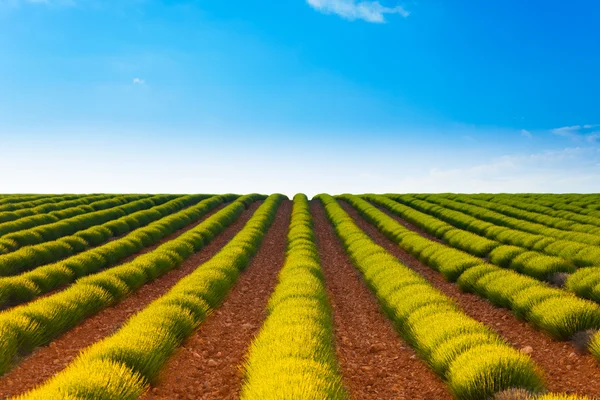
[551,124,600,143]
[394,147,600,193]
[132,77,145,85]
[551,125,581,138]
[521,129,532,138]
[307,0,409,23]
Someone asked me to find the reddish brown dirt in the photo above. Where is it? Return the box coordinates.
[0,201,262,399]
[141,200,292,400]
[341,201,600,397]
[311,200,452,400]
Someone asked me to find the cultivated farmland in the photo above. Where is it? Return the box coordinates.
[0,193,600,399]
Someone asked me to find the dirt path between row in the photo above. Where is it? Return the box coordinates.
[341,201,600,397]
[0,201,261,399]
[141,200,292,400]
[311,200,452,400]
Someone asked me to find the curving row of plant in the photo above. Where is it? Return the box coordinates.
[0,195,177,253]
[368,193,600,344]
[480,195,600,228]
[447,194,600,236]
[341,195,600,345]
[0,194,153,239]
[0,194,122,224]
[0,195,96,214]
[519,194,600,214]
[364,194,575,281]
[0,195,210,277]
[14,194,283,399]
[318,194,545,400]
[391,195,600,268]
[0,195,57,207]
[0,193,264,376]
[419,194,600,250]
[0,195,235,308]
[240,194,346,399]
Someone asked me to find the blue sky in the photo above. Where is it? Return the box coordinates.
[1,0,599,195]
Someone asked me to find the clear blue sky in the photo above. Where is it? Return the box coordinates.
[1,0,599,195]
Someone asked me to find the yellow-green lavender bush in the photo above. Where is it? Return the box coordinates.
[15,194,283,399]
[319,194,545,400]
[0,195,229,307]
[0,194,263,376]
[240,194,346,399]
[343,194,600,351]
[0,195,198,275]
[0,194,147,239]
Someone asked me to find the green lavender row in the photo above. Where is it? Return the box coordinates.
[392,195,600,268]
[447,194,600,236]
[0,195,203,276]
[15,194,283,399]
[0,195,95,214]
[0,195,171,252]
[0,195,231,308]
[241,194,346,399]
[0,195,57,207]
[481,195,600,228]
[365,195,575,281]
[421,195,600,251]
[319,194,544,400]
[0,194,121,224]
[0,194,263,376]
[0,194,151,239]
[343,195,600,342]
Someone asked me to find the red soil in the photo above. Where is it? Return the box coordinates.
[0,201,261,399]
[141,200,292,400]
[342,200,600,397]
[311,200,453,400]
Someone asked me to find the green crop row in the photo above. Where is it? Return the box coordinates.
[0,194,152,238]
[240,194,346,400]
[0,195,168,249]
[512,194,600,214]
[0,195,206,277]
[565,267,600,305]
[365,195,575,281]
[15,194,283,399]
[392,195,600,267]
[0,195,58,207]
[364,194,499,257]
[0,194,264,376]
[0,194,122,224]
[342,195,600,342]
[0,195,98,214]
[423,195,600,248]
[319,194,544,400]
[482,195,600,229]
[0,195,232,308]
[448,194,600,236]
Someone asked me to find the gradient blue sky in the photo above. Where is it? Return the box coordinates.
[1,0,599,195]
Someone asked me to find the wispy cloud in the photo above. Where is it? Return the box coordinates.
[132,77,145,85]
[521,129,532,138]
[551,124,600,143]
[395,147,600,193]
[306,0,409,23]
